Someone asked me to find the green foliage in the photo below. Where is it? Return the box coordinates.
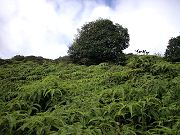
[164,35,180,62]
[11,55,51,64]
[0,55,180,134]
[11,55,25,61]
[68,18,129,65]
[54,56,72,64]
[0,58,11,65]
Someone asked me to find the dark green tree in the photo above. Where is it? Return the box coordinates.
[68,18,130,65]
[164,35,180,62]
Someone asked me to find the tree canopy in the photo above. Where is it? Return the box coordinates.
[68,18,130,65]
[164,35,180,62]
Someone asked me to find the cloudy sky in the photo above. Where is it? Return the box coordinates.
[0,0,180,59]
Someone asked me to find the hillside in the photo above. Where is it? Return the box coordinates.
[0,55,180,135]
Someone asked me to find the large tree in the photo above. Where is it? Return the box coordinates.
[68,18,129,65]
[164,35,180,62]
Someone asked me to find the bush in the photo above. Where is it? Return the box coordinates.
[0,58,11,65]
[12,55,25,61]
[164,35,180,62]
[54,56,72,64]
[68,18,129,65]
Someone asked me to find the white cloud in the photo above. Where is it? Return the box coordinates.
[111,0,180,54]
[0,0,71,59]
[0,0,180,59]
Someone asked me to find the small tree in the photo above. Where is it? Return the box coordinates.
[68,18,129,65]
[164,35,180,62]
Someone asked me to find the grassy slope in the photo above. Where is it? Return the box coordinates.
[0,55,180,135]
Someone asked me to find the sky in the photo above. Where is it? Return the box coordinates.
[0,0,180,59]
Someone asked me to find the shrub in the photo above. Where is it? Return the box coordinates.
[68,18,129,65]
[164,35,180,62]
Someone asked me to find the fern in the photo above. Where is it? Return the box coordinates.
[0,55,180,134]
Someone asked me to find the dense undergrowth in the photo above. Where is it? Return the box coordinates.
[0,55,180,135]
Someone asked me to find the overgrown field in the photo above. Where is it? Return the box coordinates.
[0,55,180,135]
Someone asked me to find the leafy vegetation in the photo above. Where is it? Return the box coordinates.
[164,35,180,62]
[0,55,179,135]
[68,18,129,65]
